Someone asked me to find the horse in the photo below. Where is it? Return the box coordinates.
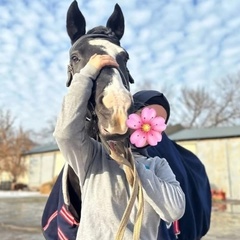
[42,2,144,240]
[66,3,144,238]
[42,3,211,240]
[66,0,134,145]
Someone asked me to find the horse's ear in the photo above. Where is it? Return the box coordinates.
[66,0,86,44]
[106,4,124,40]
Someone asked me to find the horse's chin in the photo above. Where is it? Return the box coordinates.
[98,125,129,140]
[100,132,129,141]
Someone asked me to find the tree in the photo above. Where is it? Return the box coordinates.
[171,73,240,127]
[0,109,35,182]
[208,74,240,126]
[0,109,14,172]
[172,87,215,127]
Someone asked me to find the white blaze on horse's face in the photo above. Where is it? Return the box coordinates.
[90,39,132,136]
[101,69,132,135]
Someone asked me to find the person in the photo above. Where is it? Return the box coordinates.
[51,53,185,240]
[132,91,212,240]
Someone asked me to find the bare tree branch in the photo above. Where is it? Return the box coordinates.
[168,71,240,127]
[0,109,36,182]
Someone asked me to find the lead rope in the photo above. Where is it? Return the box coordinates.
[108,141,144,240]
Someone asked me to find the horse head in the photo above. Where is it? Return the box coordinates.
[66,1,134,143]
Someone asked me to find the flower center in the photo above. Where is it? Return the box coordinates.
[142,123,151,132]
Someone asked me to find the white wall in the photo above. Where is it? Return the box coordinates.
[178,137,240,200]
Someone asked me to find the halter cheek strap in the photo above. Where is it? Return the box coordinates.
[115,66,130,90]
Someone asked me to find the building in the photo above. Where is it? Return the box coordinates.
[2,126,240,200]
[20,143,65,190]
[169,126,240,200]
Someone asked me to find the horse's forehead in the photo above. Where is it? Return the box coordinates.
[89,39,123,57]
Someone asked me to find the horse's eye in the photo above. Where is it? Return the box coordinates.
[71,56,80,63]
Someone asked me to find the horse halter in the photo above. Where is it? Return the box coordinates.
[67,33,134,88]
[67,33,133,141]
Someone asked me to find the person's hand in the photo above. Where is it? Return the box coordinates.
[88,54,119,70]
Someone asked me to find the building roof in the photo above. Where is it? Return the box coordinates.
[168,126,240,141]
[23,142,58,155]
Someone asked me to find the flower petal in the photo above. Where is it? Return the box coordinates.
[150,117,167,131]
[130,130,147,148]
[126,114,142,129]
[146,130,163,146]
[141,107,156,123]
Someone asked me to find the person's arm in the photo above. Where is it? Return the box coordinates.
[135,156,185,223]
[53,54,118,189]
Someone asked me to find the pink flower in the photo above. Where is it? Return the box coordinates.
[126,107,167,148]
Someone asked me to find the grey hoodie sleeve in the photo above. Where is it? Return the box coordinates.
[53,64,102,189]
[135,156,185,223]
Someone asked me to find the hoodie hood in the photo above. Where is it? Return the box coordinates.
[133,90,170,124]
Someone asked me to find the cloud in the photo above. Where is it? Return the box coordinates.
[1,0,240,132]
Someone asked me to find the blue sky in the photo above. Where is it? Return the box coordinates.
[1,0,240,131]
